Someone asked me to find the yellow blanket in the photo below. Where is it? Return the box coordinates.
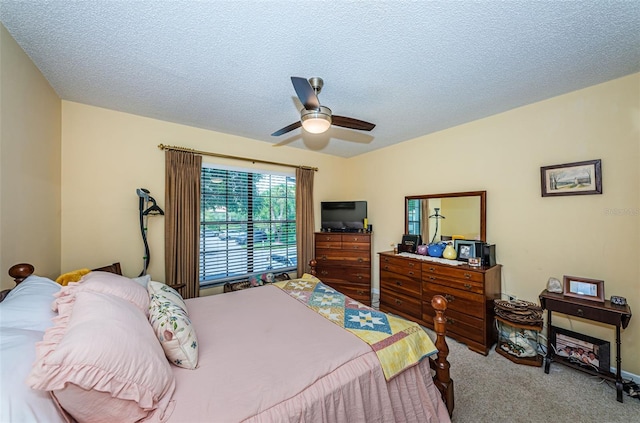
[274,274,438,380]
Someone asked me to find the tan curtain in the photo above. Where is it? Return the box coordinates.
[165,150,202,299]
[421,199,430,244]
[295,168,314,276]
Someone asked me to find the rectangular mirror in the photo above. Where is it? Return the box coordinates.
[405,191,486,243]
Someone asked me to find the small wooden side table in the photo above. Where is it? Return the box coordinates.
[539,290,632,402]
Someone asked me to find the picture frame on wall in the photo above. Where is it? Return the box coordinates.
[562,275,605,303]
[540,159,602,197]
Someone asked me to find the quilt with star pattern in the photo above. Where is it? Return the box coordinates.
[274,274,438,381]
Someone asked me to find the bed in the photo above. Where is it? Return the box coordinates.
[1,262,454,423]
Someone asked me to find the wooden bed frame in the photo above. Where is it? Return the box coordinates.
[6,261,454,417]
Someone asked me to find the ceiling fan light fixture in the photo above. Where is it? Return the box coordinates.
[301,106,332,134]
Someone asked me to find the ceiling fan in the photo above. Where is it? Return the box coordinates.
[271,77,376,137]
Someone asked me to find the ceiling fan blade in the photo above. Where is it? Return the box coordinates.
[271,121,301,137]
[332,115,376,131]
[291,77,320,110]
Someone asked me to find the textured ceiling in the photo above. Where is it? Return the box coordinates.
[1,1,639,158]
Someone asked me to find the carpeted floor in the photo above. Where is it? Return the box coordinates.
[437,333,640,423]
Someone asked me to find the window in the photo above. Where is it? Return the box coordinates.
[200,166,296,287]
[407,199,421,235]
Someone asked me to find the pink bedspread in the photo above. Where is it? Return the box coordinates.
[167,285,450,423]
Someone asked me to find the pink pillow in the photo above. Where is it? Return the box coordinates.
[27,290,175,423]
[58,271,150,315]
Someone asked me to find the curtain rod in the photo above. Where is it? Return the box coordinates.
[157,144,318,172]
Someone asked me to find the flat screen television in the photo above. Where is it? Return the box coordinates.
[321,201,367,232]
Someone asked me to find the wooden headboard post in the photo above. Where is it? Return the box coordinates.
[8,263,35,285]
[0,263,36,302]
[309,259,317,276]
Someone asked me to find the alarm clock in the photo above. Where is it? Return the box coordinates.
[610,295,627,306]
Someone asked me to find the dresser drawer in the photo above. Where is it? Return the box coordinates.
[316,249,370,265]
[316,265,370,284]
[315,240,342,249]
[380,289,422,319]
[542,297,622,325]
[423,305,484,344]
[340,234,370,243]
[342,241,371,251]
[422,263,484,283]
[423,283,484,319]
[380,254,420,270]
[421,273,484,294]
[315,233,342,243]
[380,261,420,279]
[380,270,421,297]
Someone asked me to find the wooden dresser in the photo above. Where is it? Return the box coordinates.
[314,232,372,306]
[379,251,501,355]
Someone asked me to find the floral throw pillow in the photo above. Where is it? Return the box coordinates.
[147,280,188,312]
[147,281,197,369]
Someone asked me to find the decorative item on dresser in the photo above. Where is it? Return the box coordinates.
[313,232,372,305]
[379,251,502,355]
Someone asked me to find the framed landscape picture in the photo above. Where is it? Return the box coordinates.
[541,159,602,197]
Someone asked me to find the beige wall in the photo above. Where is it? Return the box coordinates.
[349,73,639,374]
[60,101,349,280]
[61,74,639,374]
[0,25,61,286]
[2,23,638,374]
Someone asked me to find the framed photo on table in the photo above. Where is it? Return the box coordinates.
[562,275,605,303]
[454,240,481,262]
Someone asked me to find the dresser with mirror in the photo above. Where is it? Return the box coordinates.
[379,191,502,355]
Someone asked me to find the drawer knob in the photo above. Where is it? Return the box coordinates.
[357,258,363,263]
[464,284,472,290]
[429,276,436,280]
[321,255,327,260]
[395,299,403,305]
[409,262,415,267]
[577,308,584,317]
[464,273,471,279]
[395,280,403,286]
[444,294,455,303]
[446,317,456,325]
[356,274,363,280]
[429,267,435,272]
[320,270,329,276]
[408,271,414,276]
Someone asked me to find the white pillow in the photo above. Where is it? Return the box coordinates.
[0,327,66,423]
[0,275,60,331]
[132,274,151,288]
